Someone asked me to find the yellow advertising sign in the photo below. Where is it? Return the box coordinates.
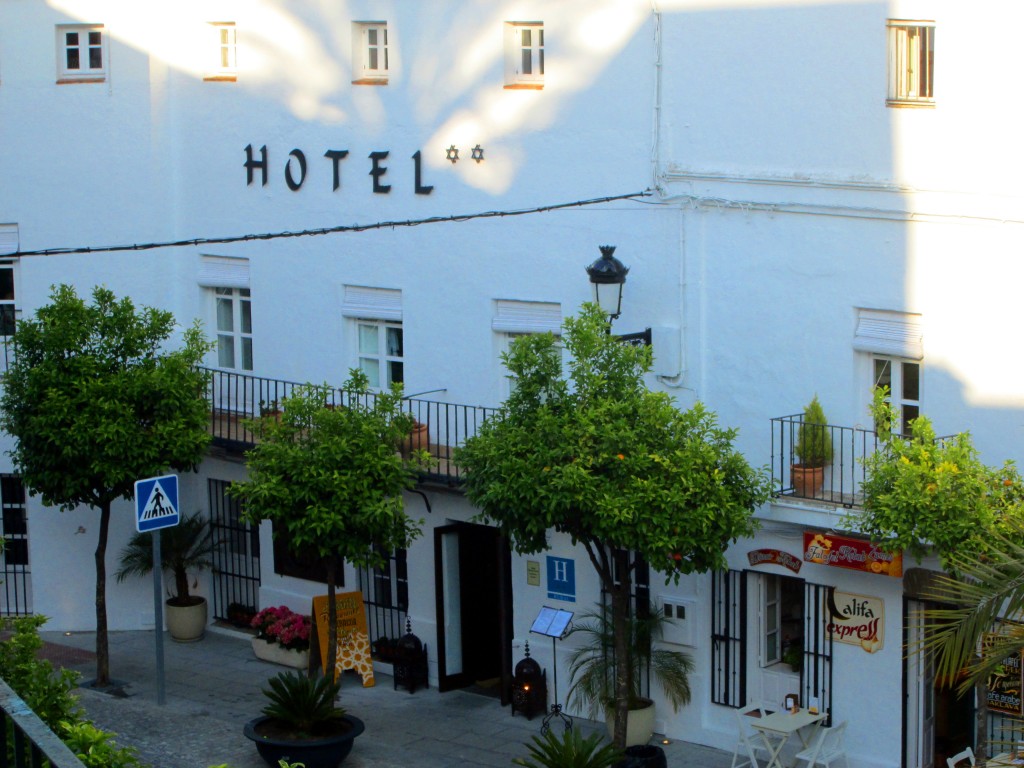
[311,592,375,687]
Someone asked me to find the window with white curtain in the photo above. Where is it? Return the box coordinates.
[357,321,403,388]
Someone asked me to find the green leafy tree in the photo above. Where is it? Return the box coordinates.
[228,374,424,678]
[846,388,1023,569]
[0,285,211,687]
[455,304,771,747]
[846,389,1024,762]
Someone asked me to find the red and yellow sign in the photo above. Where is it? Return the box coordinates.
[803,532,902,577]
[311,591,375,687]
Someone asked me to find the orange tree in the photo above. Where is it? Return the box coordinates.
[455,304,771,747]
[0,285,211,688]
[228,374,425,678]
[845,390,1024,762]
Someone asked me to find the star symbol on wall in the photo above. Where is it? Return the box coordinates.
[445,145,459,164]
[471,145,485,163]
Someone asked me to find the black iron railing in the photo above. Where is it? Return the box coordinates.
[202,367,498,487]
[0,678,86,767]
[770,414,881,508]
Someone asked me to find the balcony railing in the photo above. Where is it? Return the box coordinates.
[770,413,882,508]
[203,368,499,487]
[0,677,87,767]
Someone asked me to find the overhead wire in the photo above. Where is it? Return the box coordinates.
[15,190,654,258]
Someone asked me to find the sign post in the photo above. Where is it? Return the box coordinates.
[134,474,180,705]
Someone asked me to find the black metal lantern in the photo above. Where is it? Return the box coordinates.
[585,245,629,321]
[393,617,429,694]
[511,641,547,720]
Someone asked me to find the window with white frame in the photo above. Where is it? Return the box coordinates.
[888,20,934,106]
[760,574,803,670]
[493,300,561,396]
[357,321,403,388]
[504,22,544,88]
[215,288,252,371]
[205,22,237,81]
[352,22,389,84]
[873,357,921,436]
[57,24,106,82]
[0,262,16,339]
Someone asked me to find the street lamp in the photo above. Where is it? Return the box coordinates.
[585,245,651,346]
[585,245,628,321]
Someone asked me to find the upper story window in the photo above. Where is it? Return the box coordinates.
[874,357,921,436]
[505,22,544,89]
[352,22,389,84]
[0,264,16,338]
[357,321,403,389]
[887,20,934,107]
[215,288,252,371]
[205,22,237,81]
[57,24,106,83]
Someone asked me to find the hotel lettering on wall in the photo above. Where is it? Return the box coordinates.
[984,633,1024,717]
[827,590,884,653]
[244,145,434,194]
[803,531,903,577]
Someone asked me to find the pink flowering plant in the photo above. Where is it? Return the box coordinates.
[251,606,312,652]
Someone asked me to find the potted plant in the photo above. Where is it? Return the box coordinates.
[567,602,694,749]
[243,671,365,768]
[792,395,833,497]
[513,728,623,768]
[115,509,215,642]
[250,605,312,669]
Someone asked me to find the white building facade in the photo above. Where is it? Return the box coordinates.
[2,2,1023,768]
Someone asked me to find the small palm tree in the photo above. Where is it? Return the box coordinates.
[261,671,346,737]
[567,601,694,717]
[115,510,215,605]
[513,728,623,768]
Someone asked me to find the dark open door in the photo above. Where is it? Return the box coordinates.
[434,522,512,699]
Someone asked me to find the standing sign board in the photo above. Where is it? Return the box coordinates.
[134,475,179,533]
[311,592,375,687]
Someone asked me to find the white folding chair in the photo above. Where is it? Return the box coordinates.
[946,746,975,768]
[731,703,773,768]
[794,720,849,768]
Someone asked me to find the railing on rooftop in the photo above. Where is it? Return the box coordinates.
[770,413,882,508]
[202,367,499,487]
[0,677,87,767]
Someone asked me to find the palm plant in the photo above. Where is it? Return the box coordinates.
[513,728,623,768]
[260,671,347,737]
[114,510,215,605]
[566,602,694,717]
[917,525,1024,696]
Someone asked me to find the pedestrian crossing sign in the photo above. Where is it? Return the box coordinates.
[134,474,179,533]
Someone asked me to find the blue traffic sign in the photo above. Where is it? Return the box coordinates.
[134,475,179,533]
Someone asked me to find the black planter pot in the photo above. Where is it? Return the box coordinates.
[616,744,668,768]
[243,714,365,768]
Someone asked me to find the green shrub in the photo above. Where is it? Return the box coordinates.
[796,395,833,467]
[260,671,346,736]
[513,728,623,768]
[0,615,82,730]
[60,721,144,768]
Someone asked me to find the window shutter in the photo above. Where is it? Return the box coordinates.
[853,308,923,360]
[711,569,747,708]
[198,256,250,289]
[0,225,18,256]
[341,285,402,321]
[492,300,561,334]
[802,581,835,725]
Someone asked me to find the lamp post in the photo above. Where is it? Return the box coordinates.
[585,245,651,346]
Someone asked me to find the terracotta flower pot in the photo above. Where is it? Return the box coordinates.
[791,464,824,497]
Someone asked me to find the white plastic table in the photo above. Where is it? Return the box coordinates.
[750,708,827,768]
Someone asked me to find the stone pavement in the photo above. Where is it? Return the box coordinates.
[40,627,736,768]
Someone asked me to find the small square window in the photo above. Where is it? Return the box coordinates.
[205,22,237,82]
[887,20,934,107]
[57,24,106,83]
[352,22,389,85]
[505,22,544,89]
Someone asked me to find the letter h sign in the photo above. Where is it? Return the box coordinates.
[546,556,576,603]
